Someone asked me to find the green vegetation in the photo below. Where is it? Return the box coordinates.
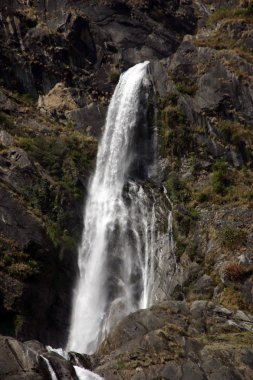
[207,5,253,25]
[245,190,253,201]
[218,224,246,249]
[0,111,24,136]
[165,172,191,203]
[195,191,209,203]
[20,177,80,250]
[175,81,198,96]
[171,67,198,96]
[174,207,199,237]
[17,132,96,182]
[0,87,98,273]
[19,93,34,104]
[0,111,14,130]
[217,120,253,164]
[173,205,200,260]
[46,220,76,250]
[117,361,126,370]
[10,122,97,250]
[158,104,195,158]
[0,236,39,280]
[14,315,26,335]
[109,70,120,84]
[185,240,198,261]
[210,160,231,195]
[219,285,253,314]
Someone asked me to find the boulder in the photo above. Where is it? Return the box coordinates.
[0,335,43,380]
[94,301,253,379]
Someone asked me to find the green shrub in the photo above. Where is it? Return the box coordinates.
[218,225,246,249]
[45,220,77,251]
[19,93,33,104]
[245,3,253,16]
[211,160,231,195]
[174,207,198,237]
[165,172,191,203]
[186,241,198,260]
[17,132,96,181]
[110,70,120,84]
[21,178,53,214]
[245,190,253,200]
[158,105,194,158]
[14,315,26,335]
[175,82,198,96]
[196,191,209,203]
[175,238,187,259]
[8,261,39,280]
[207,6,253,25]
[117,360,126,370]
[162,105,186,127]
[45,220,62,249]
[0,236,40,280]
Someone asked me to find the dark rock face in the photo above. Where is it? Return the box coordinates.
[0,336,78,380]
[0,183,77,347]
[0,336,43,380]
[0,0,197,104]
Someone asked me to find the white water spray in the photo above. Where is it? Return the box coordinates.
[74,366,103,380]
[41,356,58,380]
[67,61,177,355]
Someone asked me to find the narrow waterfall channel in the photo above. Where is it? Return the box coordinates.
[67,61,177,355]
[41,356,58,380]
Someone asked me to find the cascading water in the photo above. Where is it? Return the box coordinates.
[41,356,58,380]
[67,61,177,355]
[74,366,103,380]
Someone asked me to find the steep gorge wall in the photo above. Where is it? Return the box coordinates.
[0,0,199,346]
[0,0,253,379]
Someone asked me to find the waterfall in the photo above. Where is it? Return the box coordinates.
[41,356,58,380]
[68,61,172,354]
[46,346,69,360]
[74,366,103,380]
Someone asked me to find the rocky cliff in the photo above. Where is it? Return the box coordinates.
[0,0,253,379]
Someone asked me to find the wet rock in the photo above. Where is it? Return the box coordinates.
[0,335,43,380]
[40,352,77,380]
[69,351,92,370]
[0,335,90,380]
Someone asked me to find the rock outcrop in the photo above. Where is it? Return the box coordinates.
[93,300,253,379]
[1,300,253,379]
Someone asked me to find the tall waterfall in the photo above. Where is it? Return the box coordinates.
[67,62,175,354]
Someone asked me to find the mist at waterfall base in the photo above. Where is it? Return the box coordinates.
[65,61,178,358]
